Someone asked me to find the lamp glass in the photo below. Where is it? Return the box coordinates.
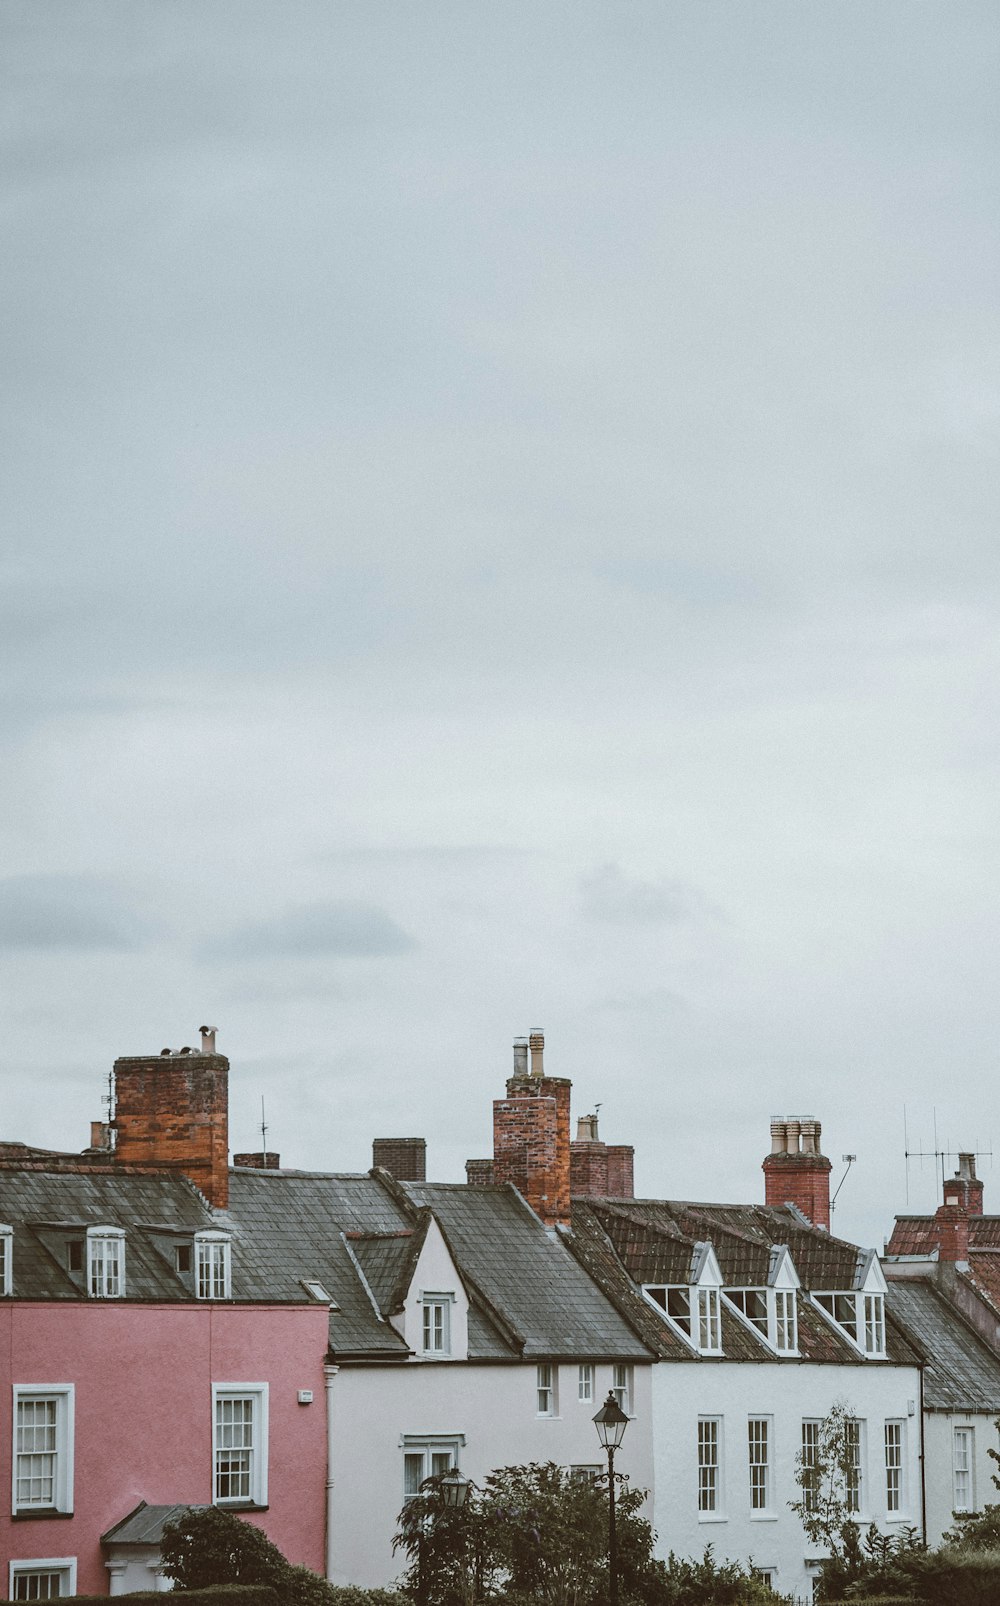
[593,1392,629,1450]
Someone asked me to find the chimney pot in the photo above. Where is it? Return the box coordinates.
[200,1025,218,1054]
[513,1038,529,1077]
[529,1029,544,1078]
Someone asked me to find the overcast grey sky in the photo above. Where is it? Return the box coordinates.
[2,1,998,1249]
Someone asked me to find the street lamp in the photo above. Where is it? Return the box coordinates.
[593,1391,629,1606]
[439,1469,473,1509]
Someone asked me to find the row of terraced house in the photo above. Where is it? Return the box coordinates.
[2,1027,1000,1605]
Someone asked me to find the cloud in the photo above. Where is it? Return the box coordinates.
[205,900,416,961]
[0,875,155,951]
[579,864,708,926]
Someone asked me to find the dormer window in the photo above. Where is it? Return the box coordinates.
[195,1232,231,1300]
[814,1291,886,1357]
[724,1288,799,1354]
[644,1285,722,1354]
[420,1293,453,1356]
[0,1226,11,1296]
[88,1227,125,1298]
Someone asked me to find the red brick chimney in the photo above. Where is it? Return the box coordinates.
[935,1201,970,1264]
[112,1027,229,1207]
[763,1117,832,1230]
[372,1137,426,1181]
[492,1030,572,1227]
[943,1153,984,1216]
[570,1114,635,1198]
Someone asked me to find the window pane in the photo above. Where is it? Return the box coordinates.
[12,1574,64,1601]
[748,1418,769,1510]
[215,1396,254,1501]
[698,1418,718,1512]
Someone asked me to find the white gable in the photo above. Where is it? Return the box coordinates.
[398,1214,470,1361]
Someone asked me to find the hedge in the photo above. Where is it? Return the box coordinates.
[54,1592,279,1606]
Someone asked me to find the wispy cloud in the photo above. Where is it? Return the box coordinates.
[205,900,416,961]
[579,863,710,926]
[0,875,156,951]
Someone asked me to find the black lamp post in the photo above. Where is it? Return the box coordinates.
[593,1391,629,1606]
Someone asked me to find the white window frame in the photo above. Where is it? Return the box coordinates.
[697,1416,724,1519]
[800,1419,821,1512]
[212,1384,268,1508]
[196,1233,231,1300]
[420,1293,453,1357]
[611,1363,632,1414]
[401,1434,464,1500]
[12,1386,74,1515]
[748,1415,772,1515]
[774,1288,798,1352]
[884,1420,904,1515]
[0,1226,12,1297]
[569,1464,602,1482]
[953,1425,974,1513]
[643,1285,722,1355]
[844,1416,863,1514]
[578,1364,594,1404]
[87,1226,125,1299]
[9,1560,77,1600]
[863,1293,886,1357]
[536,1363,557,1417]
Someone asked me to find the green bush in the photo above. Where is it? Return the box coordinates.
[56,1592,279,1606]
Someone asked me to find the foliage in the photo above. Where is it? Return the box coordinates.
[160,1507,343,1606]
[394,1462,665,1606]
[944,1504,1000,1553]
[789,1400,865,1561]
[652,1547,791,1603]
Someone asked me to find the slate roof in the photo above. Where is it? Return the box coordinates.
[404,1181,652,1361]
[0,1166,216,1301]
[569,1198,921,1368]
[102,1503,208,1546]
[887,1215,1000,1256]
[226,1169,653,1362]
[886,1280,1000,1411]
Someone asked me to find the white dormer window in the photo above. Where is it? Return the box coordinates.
[0,1226,11,1296]
[420,1293,452,1356]
[195,1233,231,1300]
[813,1291,886,1358]
[643,1285,722,1355]
[88,1227,125,1298]
[724,1288,799,1354]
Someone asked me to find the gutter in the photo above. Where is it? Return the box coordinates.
[323,1363,339,1581]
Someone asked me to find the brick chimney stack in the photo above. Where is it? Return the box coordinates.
[763,1116,832,1230]
[372,1137,427,1181]
[935,1202,970,1265]
[492,1030,572,1227]
[112,1035,229,1208]
[570,1112,635,1199]
[944,1153,984,1216]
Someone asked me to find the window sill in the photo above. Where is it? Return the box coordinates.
[749,1512,778,1521]
[697,1513,728,1524]
[214,1502,269,1513]
[12,1508,74,1521]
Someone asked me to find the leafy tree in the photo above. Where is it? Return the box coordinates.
[789,1401,866,1564]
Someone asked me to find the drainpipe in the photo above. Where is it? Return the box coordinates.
[918,1366,927,1547]
[324,1363,339,1581]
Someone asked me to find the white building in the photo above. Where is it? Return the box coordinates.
[570,1139,924,1603]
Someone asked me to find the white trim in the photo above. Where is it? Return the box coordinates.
[11,1385,74,1516]
[211,1382,268,1507]
[9,1558,77,1600]
[0,1226,12,1297]
[196,1233,231,1300]
[87,1226,125,1299]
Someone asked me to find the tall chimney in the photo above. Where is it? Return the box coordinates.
[493,1027,571,1226]
[112,1037,229,1208]
[513,1038,529,1077]
[762,1114,832,1231]
[944,1154,984,1216]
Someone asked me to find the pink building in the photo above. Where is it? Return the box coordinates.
[0,1044,331,1600]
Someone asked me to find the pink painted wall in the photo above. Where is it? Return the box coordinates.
[0,1303,330,1595]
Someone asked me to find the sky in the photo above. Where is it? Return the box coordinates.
[2,1,998,1251]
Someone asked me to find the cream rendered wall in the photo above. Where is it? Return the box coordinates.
[327,1360,654,1587]
[923,1410,999,1546]
[650,1360,923,1604]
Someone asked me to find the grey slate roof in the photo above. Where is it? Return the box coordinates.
[884,1280,1000,1411]
[0,1167,215,1300]
[404,1181,653,1360]
[102,1503,208,1546]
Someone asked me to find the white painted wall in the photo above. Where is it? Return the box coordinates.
[395,1218,470,1360]
[327,1361,654,1587]
[650,1360,923,1605]
[923,1410,999,1546]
